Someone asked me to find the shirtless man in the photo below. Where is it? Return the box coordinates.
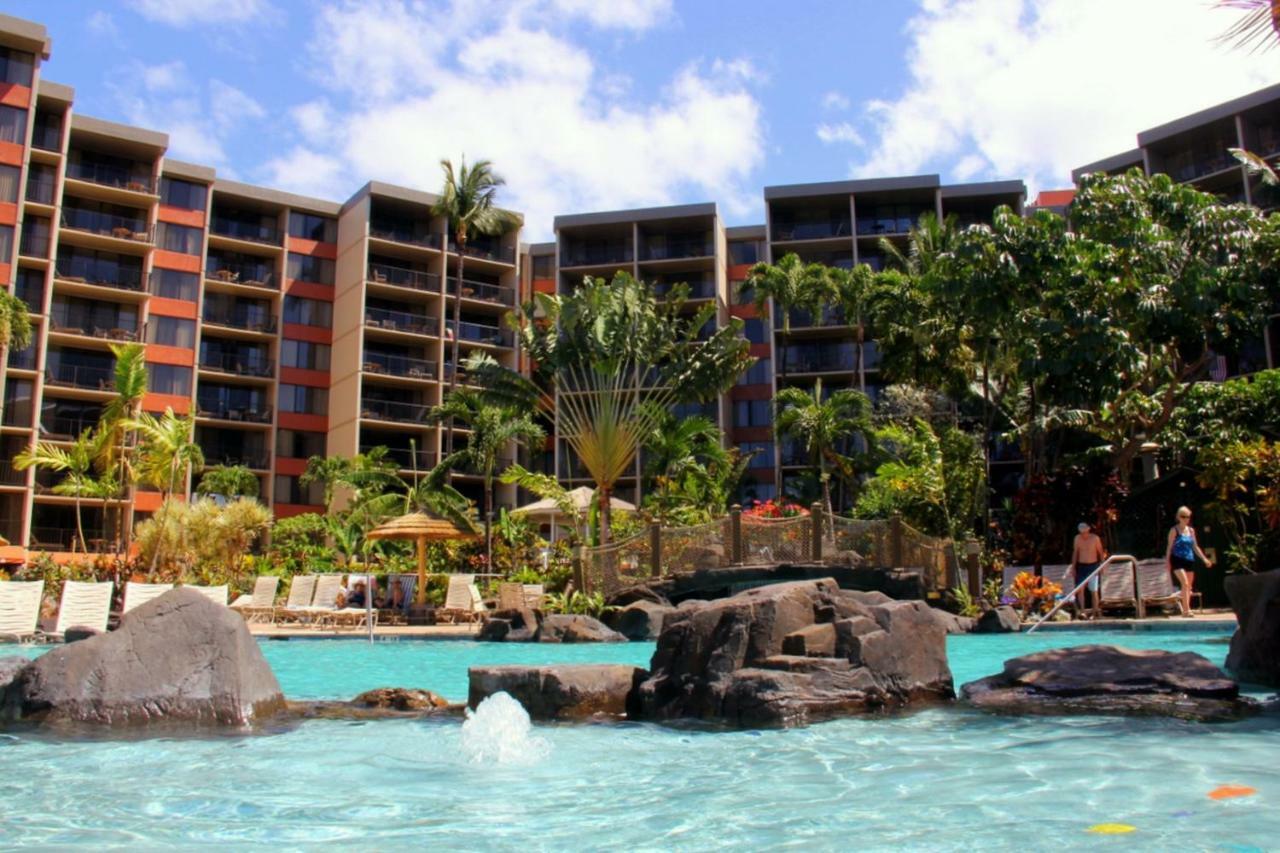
[1071,522,1108,619]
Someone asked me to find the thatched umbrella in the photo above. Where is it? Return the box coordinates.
[365,512,479,607]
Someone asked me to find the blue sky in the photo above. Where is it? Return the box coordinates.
[16,1,1278,238]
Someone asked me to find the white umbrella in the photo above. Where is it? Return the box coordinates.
[511,486,635,542]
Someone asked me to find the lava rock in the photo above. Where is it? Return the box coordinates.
[974,606,1021,633]
[932,610,977,635]
[0,657,28,693]
[536,614,626,643]
[608,601,676,641]
[631,579,953,727]
[1225,569,1280,687]
[469,664,646,720]
[0,588,285,728]
[351,687,449,711]
[960,645,1257,722]
[63,626,103,644]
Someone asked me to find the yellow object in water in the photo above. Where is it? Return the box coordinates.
[1088,823,1137,834]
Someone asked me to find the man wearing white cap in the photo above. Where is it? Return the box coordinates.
[1071,521,1108,619]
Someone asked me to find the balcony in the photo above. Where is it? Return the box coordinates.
[24,174,57,205]
[32,118,62,153]
[7,346,36,371]
[203,308,277,334]
[360,444,436,471]
[29,527,115,552]
[369,226,441,250]
[210,214,281,246]
[560,246,633,267]
[448,320,512,347]
[368,263,440,293]
[1170,152,1240,183]
[360,398,428,424]
[653,279,716,300]
[783,306,846,329]
[65,161,154,194]
[61,208,153,244]
[773,220,851,241]
[449,238,515,264]
[446,277,515,305]
[0,459,26,486]
[195,402,273,423]
[362,352,437,380]
[640,239,713,261]
[18,230,51,259]
[45,363,115,391]
[364,307,439,336]
[199,350,274,378]
[40,411,102,439]
[201,449,271,470]
[49,315,138,342]
[205,257,277,290]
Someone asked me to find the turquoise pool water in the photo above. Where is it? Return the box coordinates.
[2,629,1275,849]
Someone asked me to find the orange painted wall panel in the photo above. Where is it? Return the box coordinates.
[157,205,205,228]
[281,323,332,344]
[286,237,337,260]
[279,366,330,388]
[133,491,164,512]
[147,296,198,319]
[728,263,752,279]
[284,280,335,301]
[749,343,771,359]
[274,457,308,476]
[0,141,22,167]
[0,83,31,109]
[143,392,191,414]
[278,412,328,432]
[729,305,759,319]
[153,250,202,273]
[145,344,194,366]
[274,503,324,519]
[732,426,773,443]
[732,385,772,401]
[0,202,16,226]
[0,263,11,285]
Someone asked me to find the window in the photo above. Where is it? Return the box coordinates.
[2,378,32,426]
[19,215,51,258]
[160,177,208,211]
[283,296,332,328]
[149,268,199,301]
[145,316,196,348]
[728,240,762,265]
[156,222,203,255]
[0,164,18,203]
[531,254,553,278]
[743,318,768,344]
[286,252,335,286]
[274,474,324,506]
[0,225,13,264]
[733,399,772,428]
[281,340,330,371]
[0,47,34,87]
[737,357,771,386]
[148,364,192,396]
[0,105,27,145]
[279,384,328,415]
[287,211,337,243]
[15,267,43,312]
[738,441,775,469]
[276,429,326,459]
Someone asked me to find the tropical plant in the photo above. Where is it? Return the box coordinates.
[432,157,522,458]
[267,512,334,574]
[641,411,751,524]
[500,463,587,541]
[774,378,872,514]
[1007,571,1061,617]
[131,408,204,570]
[300,447,397,513]
[1216,0,1280,52]
[742,252,829,383]
[14,429,109,552]
[947,584,980,618]
[98,343,148,554]
[135,496,272,582]
[0,288,32,424]
[541,589,614,619]
[827,263,876,380]
[196,464,261,500]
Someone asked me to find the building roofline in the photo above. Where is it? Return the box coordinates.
[527,241,556,254]
[36,78,73,103]
[70,113,168,150]
[763,174,940,200]
[1138,81,1280,147]
[1071,148,1144,182]
[0,13,50,58]
[554,201,717,230]
[213,178,341,215]
[939,179,1026,199]
[162,159,216,183]
[726,224,766,240]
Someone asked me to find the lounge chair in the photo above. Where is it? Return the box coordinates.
[522,584,545,610]
[319,573,375,630]
[437,574,480,624]
[273,575,317,625]
[469,582,489,619]
[1135,559,1183,614]
[284,575,346,628]
[1097,556,1142,617]
[186,584,228,606]
[1041,564,1073,594]
[0,581,44,642]
[52,580,114,638]
[231,576,280,623]
[498,582,526,611]
[123,582,174,614]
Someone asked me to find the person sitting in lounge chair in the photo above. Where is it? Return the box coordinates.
[376,581,403,611]
[341,580,369,609]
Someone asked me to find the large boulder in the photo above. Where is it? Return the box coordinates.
[0,656,28,693]
[536,614,626,643]
[974,606,1021,633]
[1225,569,1280,686]
[961,645,1256,722]
[477,608,538,642]
[630,579,953,727]
[932,610,977,635]
[0,588,285,728]
[469,664,646,720]
[607,601,676,641]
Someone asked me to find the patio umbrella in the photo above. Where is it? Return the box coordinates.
[365,511,480,609]
[511,487,636,541]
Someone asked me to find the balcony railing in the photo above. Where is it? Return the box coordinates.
[654,279,716,300]
[448,320,512,347]
[446,278,515,305]
[8,346,37,370]
[18,232,51,258]
[202,449,271,470]
[29,527,115,552]
[360,444,436,471]
[65,161,155,194]
[15,279,43,312]
[368,263,440,292]
[362,352,437,380]
[195,403,273,423]
[205,259,277,289]
[40,414,100,438]
[449,239,515,264]
[49,317,138,341]
[369,227,441,250]
[24,175,57,205]
[784,306,846,328]
[783,355,856,373]
[199,351,274,378]
[560,247,633,267]
[0,460,27,486]
[210,215,281,246]
[360,398,428,424]
[32,122,61,153]
[773,220,851,241]
[1170,152,1239,183]
[364,307,439,335]
[203,310,277,334]
[45,363,115,390]
[61,208,153,243]
[640,241,713,261]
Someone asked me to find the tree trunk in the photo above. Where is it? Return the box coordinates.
[598,485,613,545]
[854,315,864,392]
[446,232,466,461]
[821,456,833,517]
[484,472,493,572]
[74,491,85,554]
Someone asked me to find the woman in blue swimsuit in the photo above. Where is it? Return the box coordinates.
[1164,506,1212,617]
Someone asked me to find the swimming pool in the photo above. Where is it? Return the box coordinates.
[1,629,1274,849]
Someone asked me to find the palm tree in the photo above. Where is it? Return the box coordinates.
[642,411,751,523]
[195,465,261,500]
[742,253,828,385]
[827,264,877,389]
[0,289,32,425]
[98,343,148,554]
[132,409,204,570]
[300,448,396,513]
[15,429,105,552]
[432,158,522,458]
[774,379,872,515]
[430,387,545,566]
[1216,0,1280,51]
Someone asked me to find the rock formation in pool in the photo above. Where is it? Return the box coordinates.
[0,588,286,728]
[1224,569,1280,687]
[629,578,954,727]
[960,645,1257,722]
[479,609,626,643]
[469,664,645,720]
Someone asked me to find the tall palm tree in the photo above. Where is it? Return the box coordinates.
[132,408,204,570]
[0,289,32,425]
[1216,0,1280,51]
[15,429,106,552]
[432,158,522,458]
[774,379,872,515]
[827,264,876,389]
[641,411,750,523]
[742,253,828,385]
[99,343,148,553]
[430,387,545,566]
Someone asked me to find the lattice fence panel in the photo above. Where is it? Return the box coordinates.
[660,518,732,574]
[582,532,652,598]
[901,521,955,591]
[741,515,813,565]
[826,516,891,567]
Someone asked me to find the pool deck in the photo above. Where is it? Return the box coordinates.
[249,623,483,640]
[1025,609,1237,632]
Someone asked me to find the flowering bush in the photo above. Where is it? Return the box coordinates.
[743,499,809,519]
[1009,571,1062,616]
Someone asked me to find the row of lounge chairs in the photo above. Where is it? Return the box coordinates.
[1001,558,1189,617]
[0,580,228,643]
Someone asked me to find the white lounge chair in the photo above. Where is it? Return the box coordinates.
[231,576,280,623]
[1135,559,1183,613]
[468,582,489,618]
[438,574,480,624]
[186,584,228,606]
[0,580,44,642]
[53,580,113,637]
[1097,557,1141,617]
[123,582,174,614]
[274,575,317,625]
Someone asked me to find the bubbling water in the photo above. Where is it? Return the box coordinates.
[460,692,551,765]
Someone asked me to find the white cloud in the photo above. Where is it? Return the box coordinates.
[821,91,850,111]
[546,0,671,30]
[816,121,863,146]
[128,0,273,26]
[269,0,765,238]
[86,11,119,39]
[852,0,1276,192]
